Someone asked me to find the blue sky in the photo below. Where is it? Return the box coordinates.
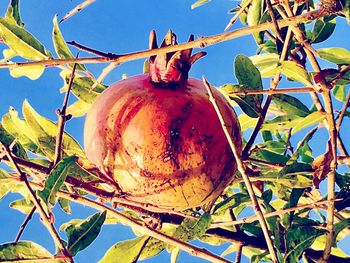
[0,0,349,262]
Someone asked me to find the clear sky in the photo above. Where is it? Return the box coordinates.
[0,1,349,262]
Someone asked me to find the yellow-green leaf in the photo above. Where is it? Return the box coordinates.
[319,47,350,64]
[9,64,45,80]
[191,0,211,9]
[22,100,86,160]
[278,61,313,86]
[66,99,91,117]
[52,15,86,71]
[0,17,50,60]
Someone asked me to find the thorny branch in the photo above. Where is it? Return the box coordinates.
[203,77,279,263]
[0,6,338,70]
[0,143,73,262]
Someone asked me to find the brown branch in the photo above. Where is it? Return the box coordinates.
[266,0,284,42]
[210,199,340,228]
[60,0,96,23]
[224,0,253,31]
[0,7,335,70]
[67,41,118,58]
[274,3,338,261]
[202,77,279,263]
[0,143,73,262]
[229,87,314,96]
[14,206,36,242]
[53,62,78,166]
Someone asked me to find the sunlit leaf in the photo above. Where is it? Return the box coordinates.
[10,198,34,214]
[0,241,55,262]
[99,235,149,263]
[318,47,350,64]
[62,211,106,256]
[22,100,86,160]
[9,64,45,80]
[0,17,50,60]
[58,197,71,214]
[191,0,211,9]
[61,76,106,104]
[292,111,326,134]
[52,15,86,71]
[278,61,313,86]
[333,85,347,102]
[247,0,264,44]
[66,99,91,117]
[0,123,27,159]
[5,0,24,27]
[38,156,77,206]
[250,53,279,68]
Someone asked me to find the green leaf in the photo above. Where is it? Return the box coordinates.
[285,226,327,263]
[288,128,317,164]
[5,0,23,27]
[22,100,86,161]
[0,170,27,200]
[219,84,261,118]
[38,156,77,206]
[292,111,327,134]
[10,198,34,214]
[66,99,91,117]
[0,17,49,60]
[0,123,27,159]
[62,211,106,256]
[278,61,313,86]
[99,235,149,263]
[335,180,350,211]
[272,94,310,117]
[258,172,312,188]
[172,213,212,243]
[191,0,211,9]
[58,197,71,214]
[309,17,336,44]
[246,0,264,44]
[318,47,350,64]
[250,53,279,68]
[0,241,55,262]
[52,16,86,71]
[252,149,290,164]
[333,85,347,102]
[214,193,251,214]
[334,218,350,245]
[9,64,45,80]
[61,76,106,104]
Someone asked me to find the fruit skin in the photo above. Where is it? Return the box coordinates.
[84,74,242,210]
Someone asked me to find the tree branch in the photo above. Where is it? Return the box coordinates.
[202,77,279,263]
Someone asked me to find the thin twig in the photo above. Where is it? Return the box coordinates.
[210,199,341,228]
[229,87,314,96]
[277,3,338,260]
[0,7,335,70]
[14,206,36,242]
[266,0,284,42]
[0,143,73,262]
[53,61,78,166]
[336,90,350,132]
[224,0,253,31]
[234,244,243,263]
[202,77,278,263]
[67,41,118,58]
[60,0,96,23]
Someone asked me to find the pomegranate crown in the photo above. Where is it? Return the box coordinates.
[148,29,206,85]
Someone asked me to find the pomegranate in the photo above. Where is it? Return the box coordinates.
[84,30,242,210]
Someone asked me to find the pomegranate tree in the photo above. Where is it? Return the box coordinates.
[84,30,242,210]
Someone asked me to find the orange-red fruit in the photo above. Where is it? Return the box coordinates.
[84,31,242,210]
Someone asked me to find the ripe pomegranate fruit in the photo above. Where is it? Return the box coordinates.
[84,30,242,210]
